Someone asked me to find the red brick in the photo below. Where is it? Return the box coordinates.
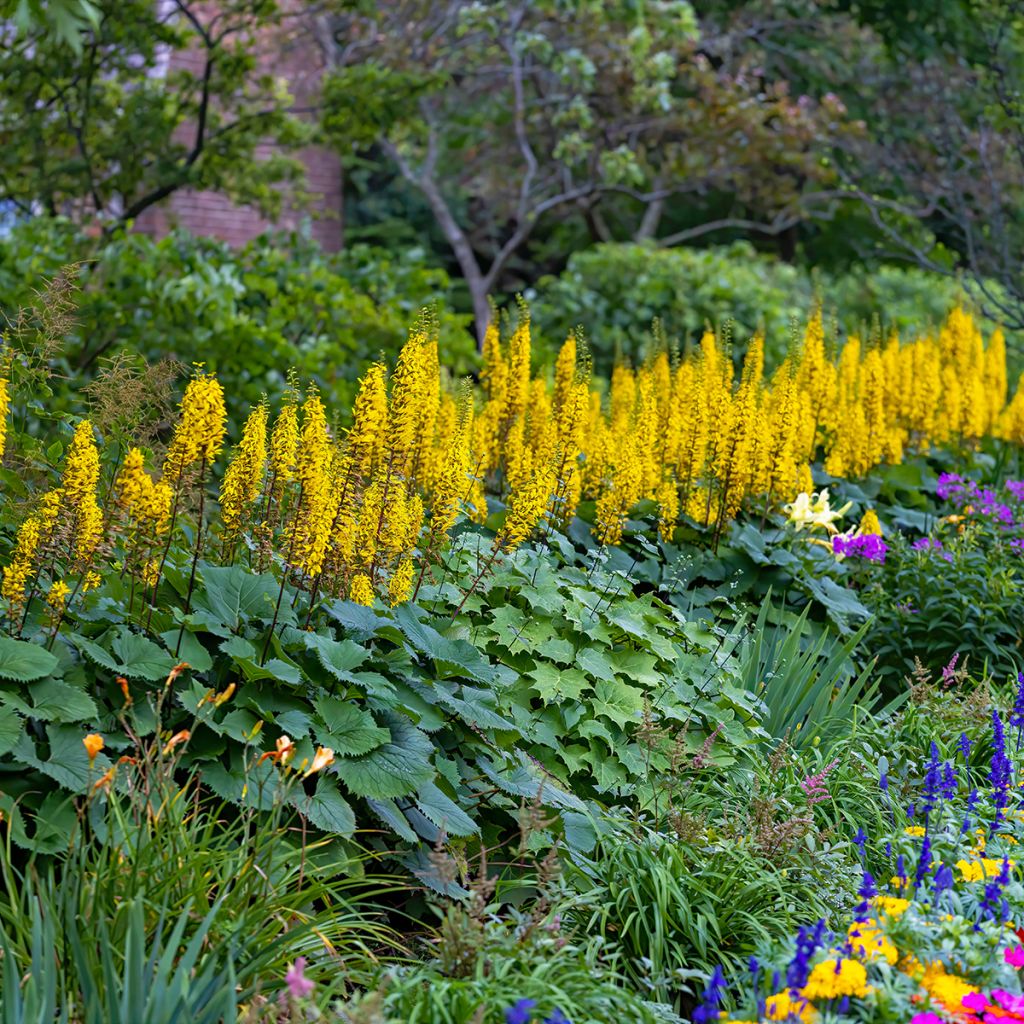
[135,2,342,251]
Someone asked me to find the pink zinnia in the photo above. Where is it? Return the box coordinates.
[911,1014,944,1024]
[285,957,314,1000]
[1004,946,1024,967]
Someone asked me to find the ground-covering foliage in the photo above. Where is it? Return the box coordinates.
[2,283,1024,1023]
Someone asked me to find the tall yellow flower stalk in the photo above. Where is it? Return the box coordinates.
[219,402,268,543]
[115,447,173,589]
[293,389,337,580]
[60,419,104,566]
[0,374,9,465]
[1,490,61,616]
[163,369,227,482]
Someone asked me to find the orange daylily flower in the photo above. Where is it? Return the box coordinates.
[82,733,104,763]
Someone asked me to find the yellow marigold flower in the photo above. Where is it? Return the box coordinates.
[872,896,910,918]
[764,990,817,1022]
[163,370,227,479]
[847,923,898,964]
[920,962,976,1013]
[859,508,882,536]
[46,580,70,610]
[219,403,268,536]
[801,958,870,1000]
[0,375,9,464]
[388,558,415,607]
[956,857,1011,882]
[349,574,374,606]
[82,733,104,763]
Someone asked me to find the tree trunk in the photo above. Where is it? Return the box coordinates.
[635,193,664,241]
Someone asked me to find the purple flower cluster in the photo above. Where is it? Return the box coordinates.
[833,533,888,563]
[693,966,727,1024]
[991,710,1012,828]
[912,537,953,562]
[505,1001,571,1024]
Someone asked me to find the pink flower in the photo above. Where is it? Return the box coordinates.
[285,957,314,1001]
[963,993,989,1012]
[992,990,1024,1014]
[1004,946,1024,967]
[911,1014,944,1024]
[800,758,840,805]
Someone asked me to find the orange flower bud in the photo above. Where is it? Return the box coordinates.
[302,746,335,778]
[165,662,190,687]
[82,733,104,763]
[93,765,116,791]
[162,729,191,755]
[116,676,132,706]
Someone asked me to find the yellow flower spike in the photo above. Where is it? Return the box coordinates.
[60,420,104,562]
[0,375,9,464]
[388,559,416,607]
[303,747,335,778]
[859,508,882,536]
[162,370,227,480]
[219,403,268,537]
[349,574,375,606]
[46,580,70,610]
[82,733,104,763]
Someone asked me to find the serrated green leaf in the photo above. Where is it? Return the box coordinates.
[366,797,417,842]
[314,696,389,756]
[576,647,614,679]
[0,637,59,682]
[0,705,22,755]
[304,633,367,680]
[27,679,98,723]
[333,711,435,799]
[592,677,644,727]
[71,629,175,681]
[392,604,495,681]
[415,780,478,836]
[194,565,283,630]
[299,778,356,837]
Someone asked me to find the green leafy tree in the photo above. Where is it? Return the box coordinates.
[0,0,311,231]
[322,0,848,341]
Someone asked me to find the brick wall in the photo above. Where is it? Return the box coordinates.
[135,4,342,251]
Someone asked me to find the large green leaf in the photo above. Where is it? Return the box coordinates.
[304,633,368,680]
[71,629,177,681]
[392,604,496,681]
[194,565,282,631]
[415,780,478,836]
[333,711,435,799]
[298,778,356,837]
[0,637,59,682]
[0,705,22,756]
[314,696,389,756]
